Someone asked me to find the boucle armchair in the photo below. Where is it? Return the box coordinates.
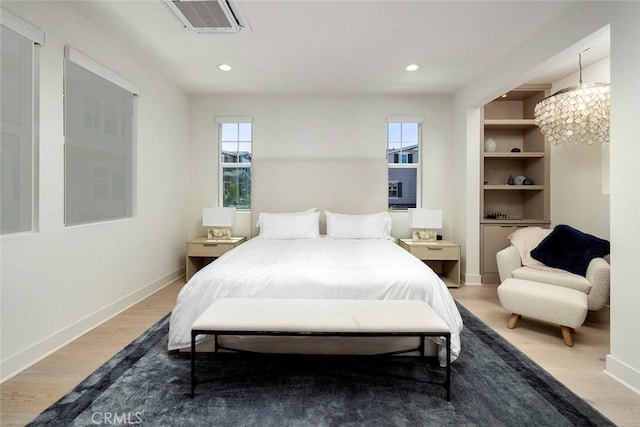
[496,241,610,312]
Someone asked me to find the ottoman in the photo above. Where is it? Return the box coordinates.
[497,278,588,347]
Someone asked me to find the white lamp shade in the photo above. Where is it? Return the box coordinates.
[202,207,236,227]
[408,208,442,229]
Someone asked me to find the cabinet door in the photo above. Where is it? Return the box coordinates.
[482,225,516,276]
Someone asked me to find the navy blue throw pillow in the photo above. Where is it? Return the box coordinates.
[530,224,610,276]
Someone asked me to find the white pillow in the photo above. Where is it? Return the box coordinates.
[508,227,551,268]
[256,208,317,227]
[257,211,320,239]
[325,211,391,239]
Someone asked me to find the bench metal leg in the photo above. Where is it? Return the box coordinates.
[189,330,452,401]
[190,331,197,398]
[445,333,451,401]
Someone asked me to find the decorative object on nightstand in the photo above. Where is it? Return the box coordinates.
[399,239,461,288]
[202,207,236,240]
[408,208,443,242]
[185,236,246,281]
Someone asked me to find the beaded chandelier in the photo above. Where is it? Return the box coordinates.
[534,52,610,145]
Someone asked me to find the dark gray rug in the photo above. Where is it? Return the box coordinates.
[28,304,613,426]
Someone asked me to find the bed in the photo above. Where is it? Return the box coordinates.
[168,159,463,363]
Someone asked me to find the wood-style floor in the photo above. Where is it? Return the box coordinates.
[2,280,639,426]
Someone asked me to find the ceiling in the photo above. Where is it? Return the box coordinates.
[65,1,610,96]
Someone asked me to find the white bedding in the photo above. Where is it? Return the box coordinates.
[168,237,463,362]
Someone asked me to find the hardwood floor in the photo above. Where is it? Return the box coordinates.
[451,284,640,426]
[0,280,183,427]
[2,280,639,426]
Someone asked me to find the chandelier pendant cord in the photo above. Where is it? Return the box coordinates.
[578,47,590,86]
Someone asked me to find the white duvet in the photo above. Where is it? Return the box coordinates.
[168,237,463,362]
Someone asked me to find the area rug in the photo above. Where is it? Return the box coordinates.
[28,304,613,426]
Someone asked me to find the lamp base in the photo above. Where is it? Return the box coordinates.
[412,230,437,242]
[207,228,231,240]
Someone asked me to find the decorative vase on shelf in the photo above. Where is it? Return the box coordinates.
[513,175,526,185]
[507,175,515,185]
[484,138,496,152]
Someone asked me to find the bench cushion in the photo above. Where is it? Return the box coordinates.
[192,298,450,334]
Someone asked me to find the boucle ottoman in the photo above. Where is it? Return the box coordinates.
[497,278,588,347]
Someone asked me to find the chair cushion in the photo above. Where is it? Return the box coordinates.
[512,266,592,294]
[530,224,610,276]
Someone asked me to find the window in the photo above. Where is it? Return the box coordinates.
[1,12,43,234]
[387,117,422,210]
[218,117,252,209]
[63,46,139,226]
[388,181,402,198]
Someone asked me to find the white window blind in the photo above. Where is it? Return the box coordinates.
[1,11,43,234]
[64,47,139,226]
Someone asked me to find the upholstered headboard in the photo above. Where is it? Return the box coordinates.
[251,159,388,236]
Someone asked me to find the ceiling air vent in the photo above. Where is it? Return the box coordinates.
[165,0,246,33]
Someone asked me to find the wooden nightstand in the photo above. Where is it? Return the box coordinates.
[399,239,461,288]
[186,237,246,281]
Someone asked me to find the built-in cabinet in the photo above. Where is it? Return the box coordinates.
[480,84,551,284]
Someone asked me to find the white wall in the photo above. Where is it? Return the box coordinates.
[550,58,610,239]
[453,2,640,393]
[0,2,190,380]
[188,94,454,240]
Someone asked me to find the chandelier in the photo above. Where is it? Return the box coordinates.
[534,51,610,145]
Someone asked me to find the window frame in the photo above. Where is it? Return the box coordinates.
[386,116,423,211]
[217,116,253,210]
[0,11,44,235]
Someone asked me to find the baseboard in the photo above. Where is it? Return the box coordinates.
[0,267,184,383]
[461,272,482,286]
[605,354,640,395]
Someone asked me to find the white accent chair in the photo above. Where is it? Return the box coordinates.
[496,243,610,346]
[496,245,610,312]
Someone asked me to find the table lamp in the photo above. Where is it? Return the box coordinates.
[202,207,236,240]
[408,208,442,242]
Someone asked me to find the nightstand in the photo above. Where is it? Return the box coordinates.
[186,236,246,281]
[399,239,461,288]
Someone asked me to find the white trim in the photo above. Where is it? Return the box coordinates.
[386,115,424,124]
[215,116,253,124]
[64,46,140,96]
[0,8,45,45]
[605,354,640,395]
[0,268,183,383]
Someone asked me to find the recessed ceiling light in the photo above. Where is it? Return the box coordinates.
[406,64,420,72]
[218,64,232,71]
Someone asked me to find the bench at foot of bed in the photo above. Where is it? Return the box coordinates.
[190,298,452,401]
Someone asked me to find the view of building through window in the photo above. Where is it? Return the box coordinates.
[220,122,252,209]
[387,122,419,210]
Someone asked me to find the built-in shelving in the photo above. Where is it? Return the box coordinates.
[480,84,551,284]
